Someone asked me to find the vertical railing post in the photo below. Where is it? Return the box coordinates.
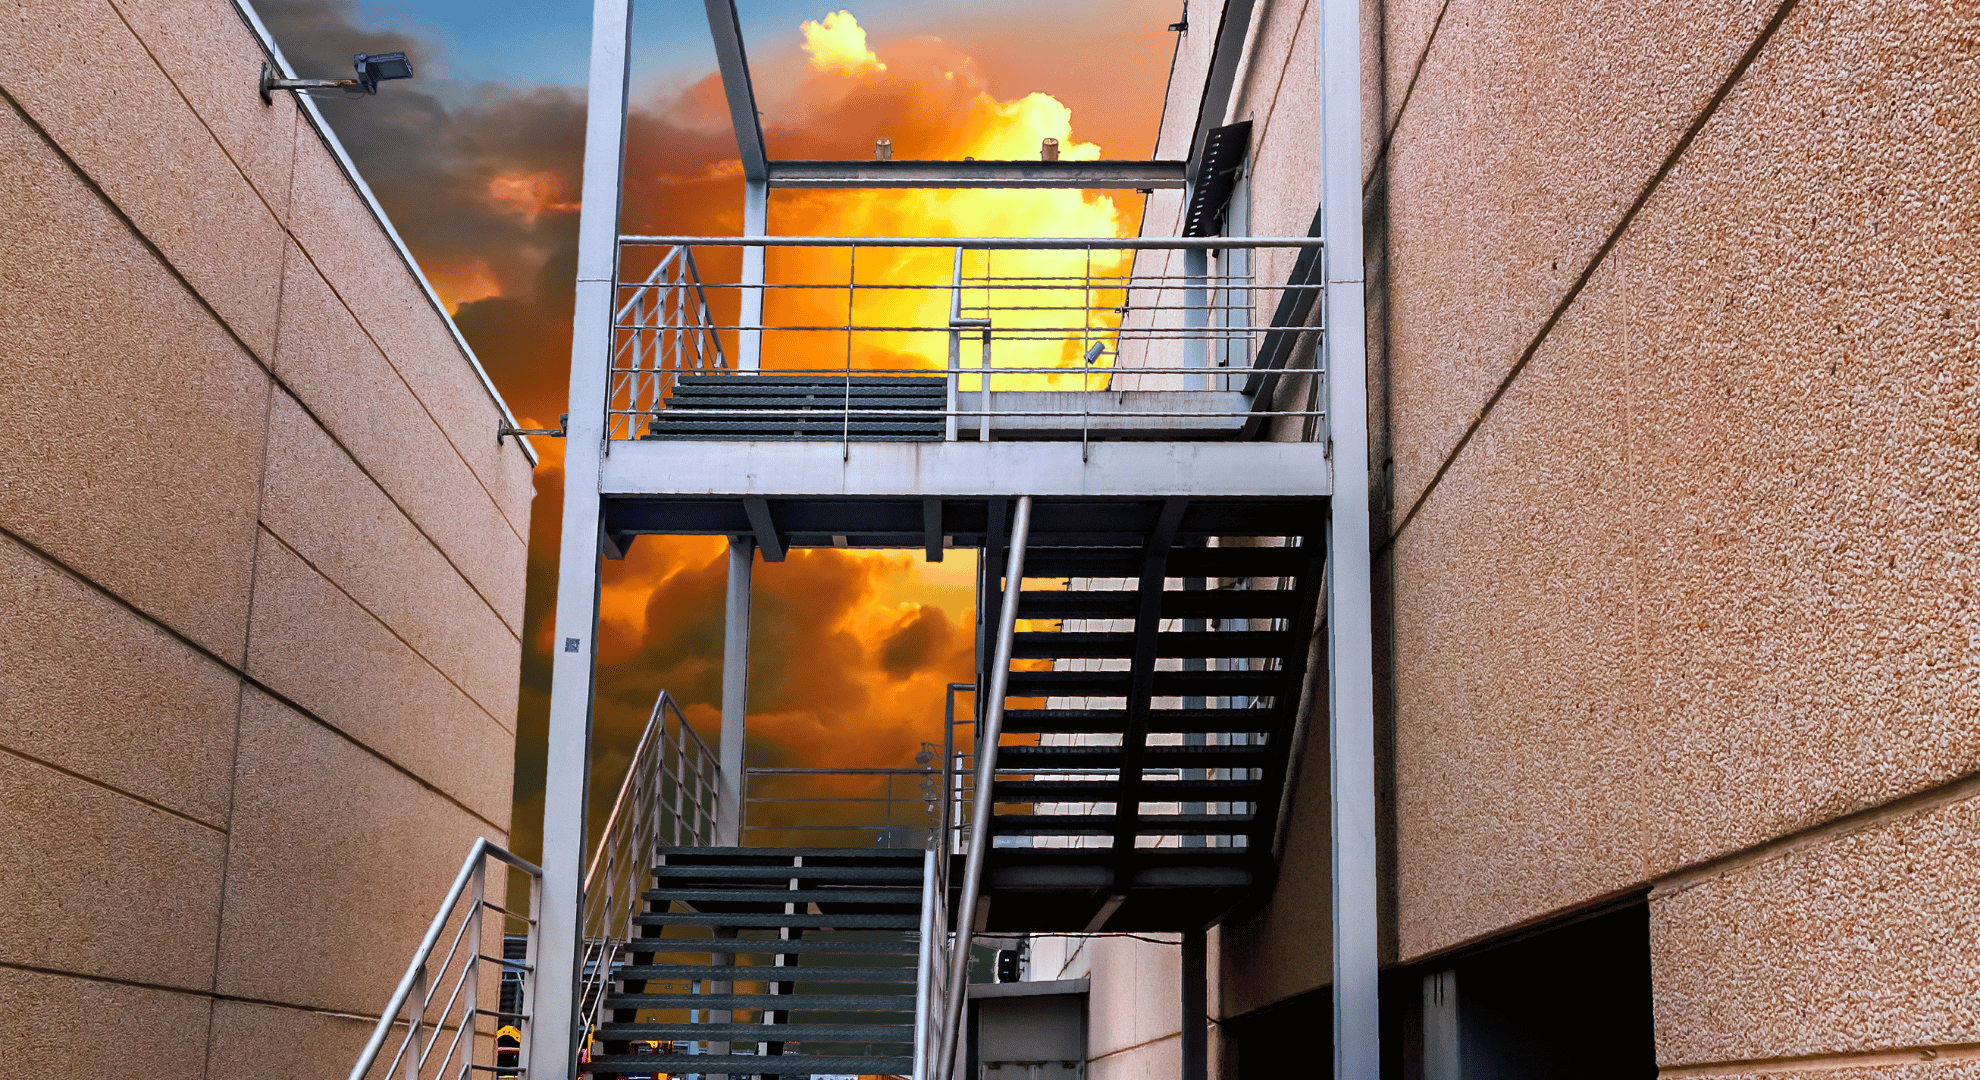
[405,963,428,1080]
[738,184,766,371]
[522,869,542,1076]
[718,536,753,845]
[468,859,486,1080]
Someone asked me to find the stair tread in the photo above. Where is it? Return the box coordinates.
[652,865,924,883]
[642,887,923,905]
[584,1055,911,1073]
[605,993,912,1011]
[634,912,920,929]
[613,965,917,982]
[599,1023,912,1041]
[1001,709,1278,734]
[617,938,917,956]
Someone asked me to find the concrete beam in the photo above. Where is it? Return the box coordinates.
[597,440,1332,499]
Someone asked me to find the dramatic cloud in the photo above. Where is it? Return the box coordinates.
[257,0,1162,867]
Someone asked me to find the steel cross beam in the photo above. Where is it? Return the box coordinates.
[765,159,1187,189]
[702,0,765,182]
[1105,498,1190,868]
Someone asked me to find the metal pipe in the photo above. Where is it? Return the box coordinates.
[936,496,1033,1080]
[739,181,766,371]
[621,235,1326,249]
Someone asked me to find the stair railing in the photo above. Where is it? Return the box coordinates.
[932,495,1034,1080]
[345,838,544,1080]
[610,244,728,440]
[576,690,720,1047]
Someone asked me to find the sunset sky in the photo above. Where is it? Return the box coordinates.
[255,0,1179,863]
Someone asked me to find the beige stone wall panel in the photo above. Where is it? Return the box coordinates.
[1653,795,1980,1065]
[0,966,213,1080]
[245,528,515,824]
[1389,0,1980,956]
[0,535,240,827]
[2,0,287,359]
[205,998,386,1080]
[0,104,269,662]
[0,753,226,988]
[1619,0,1980,872]
[258,390,522,725]
[1215,681,1333,1015]
[1389,262,1649,958]
[273,243,528,630]
[212,689,502,1014]
[1381,0,1779,513]
[283,135,538,536]
[100,0,302,218]
[1231,0,1319,301]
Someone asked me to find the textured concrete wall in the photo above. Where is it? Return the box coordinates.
[0,1,532,1076]
[1029,934,1185,1080]
[1375,0,1978,1073]
[1108,0,1980,1075]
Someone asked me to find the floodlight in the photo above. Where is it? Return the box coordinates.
[1083,342,1109,364]
[354,52,414,93]
[260,51,415,104]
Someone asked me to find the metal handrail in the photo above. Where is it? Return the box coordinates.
[347,838,544,1080]
[934,496,1034,1080]
[575,691,719,1050]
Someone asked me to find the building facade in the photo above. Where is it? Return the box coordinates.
[1049,0,1980,1077]
[0,2,535,1076]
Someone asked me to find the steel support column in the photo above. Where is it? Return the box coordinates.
[1181,927,1208,1080]
[532,0,632,1074]
[1320,0,1380,1074]
[1183,248,1209,389]
[718,535,753,844]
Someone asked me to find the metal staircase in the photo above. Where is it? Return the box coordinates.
[643,375,948,442]
[959,500,1327,933]
[587,847,927,1077]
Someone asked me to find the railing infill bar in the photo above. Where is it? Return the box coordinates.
[621,236,1324,249]
[345,837,542,1080]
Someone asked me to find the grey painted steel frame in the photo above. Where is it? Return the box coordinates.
[598,440,1332,499]
[1320,0,1381,1075]
[765,159,1186,188]
[535,0,633,1074]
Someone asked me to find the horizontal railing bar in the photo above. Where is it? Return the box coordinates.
[748,760,942,768]
[621,235,1324,249]
[615,365,1323,377]
[621,409,1330,419]
[616,325,1271,336]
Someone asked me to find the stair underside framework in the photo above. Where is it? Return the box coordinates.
[599,496,1326,937]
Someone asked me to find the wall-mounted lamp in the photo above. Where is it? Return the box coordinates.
[260,52,414,104]
[1083,341,1110,364]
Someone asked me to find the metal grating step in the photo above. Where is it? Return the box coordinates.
[1006,668,1286,698]
[605,993,913,1011]
[1000,709,1279,735]
[651,864,924,883]
[599,1023,913,1042]
[641,886,924,906]
[633,912,920,930]
[612,965,917,983]
[994,777,1263,799]
[584,1055,913,1075]
[1017,589,1306,620]
[995,743,1273,770]
[617,937,918,957]
[989,813,1259,835]
[1011,629,1293,660]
